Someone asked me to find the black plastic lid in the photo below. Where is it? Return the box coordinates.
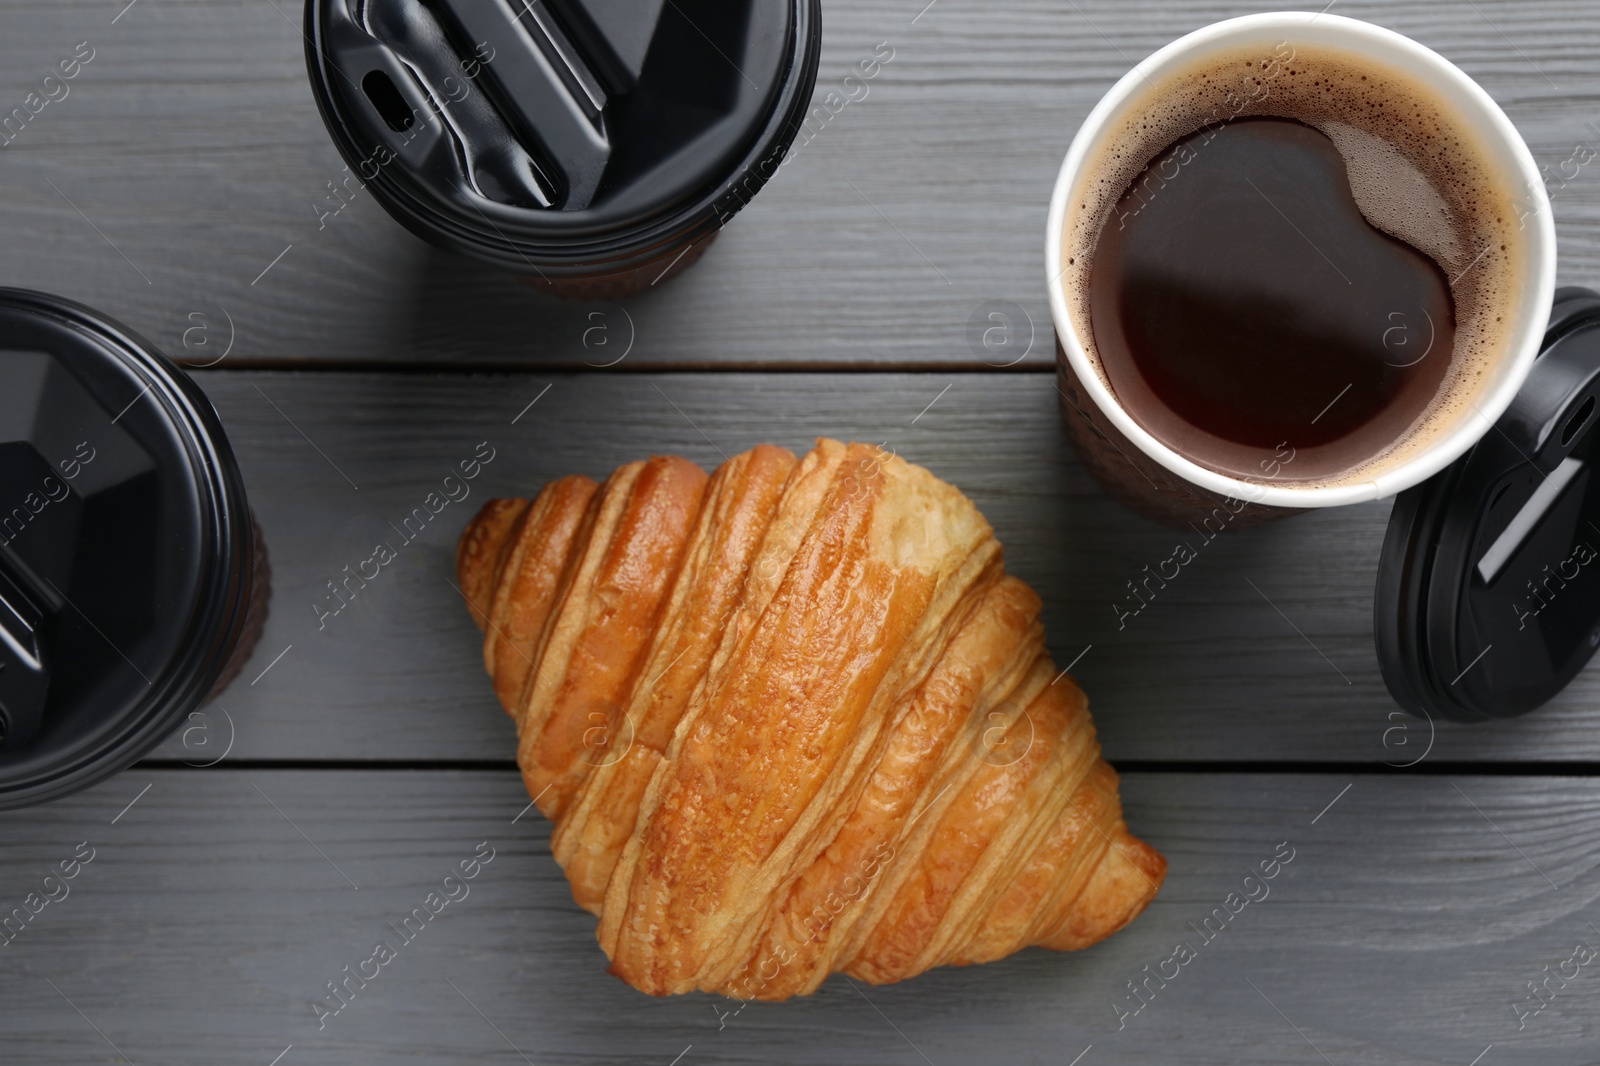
[1377,286,1600,722]
[304,0,821,275]
[0,290,254,809]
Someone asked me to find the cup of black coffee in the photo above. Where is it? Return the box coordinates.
[1047,12,1556,528]
[305,0,821,300]
[0,291,266,809]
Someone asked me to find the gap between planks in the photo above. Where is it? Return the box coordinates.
[183,360,1062,375]
[129,758,1600,776]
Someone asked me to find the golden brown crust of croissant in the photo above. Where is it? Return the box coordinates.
[456,439,1164,999]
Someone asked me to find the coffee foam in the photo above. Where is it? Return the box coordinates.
[1060,40,1525,489]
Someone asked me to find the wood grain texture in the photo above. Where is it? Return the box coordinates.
[0,0,1594,367]
[137,369,1600,764]
[2,769,1597,1065]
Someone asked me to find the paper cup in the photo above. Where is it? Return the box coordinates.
[1046,12,1556,526]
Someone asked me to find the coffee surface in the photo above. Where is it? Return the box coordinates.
[1089,117,1456,481]
[1060,41,1523,488]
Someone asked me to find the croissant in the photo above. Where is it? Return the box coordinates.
[455,438,1164,999]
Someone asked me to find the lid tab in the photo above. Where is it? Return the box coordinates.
[432,0,612,208]
[0,544,56,750]
[560,0,668,89]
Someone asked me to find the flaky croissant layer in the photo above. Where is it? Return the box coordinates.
[456,439,1164,999]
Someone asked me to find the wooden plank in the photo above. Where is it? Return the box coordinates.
[1,769,1596,1064]
[135,369,1600,764]
[0,0,1594,367]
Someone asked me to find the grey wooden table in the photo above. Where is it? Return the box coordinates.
[4,1,1600,1063]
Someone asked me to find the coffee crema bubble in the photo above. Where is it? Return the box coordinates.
[1060,41,1523,488]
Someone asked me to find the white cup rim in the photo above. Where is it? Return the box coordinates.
[1045,10,1557,508]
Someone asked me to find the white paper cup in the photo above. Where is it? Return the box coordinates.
[1046,11,1556,516]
